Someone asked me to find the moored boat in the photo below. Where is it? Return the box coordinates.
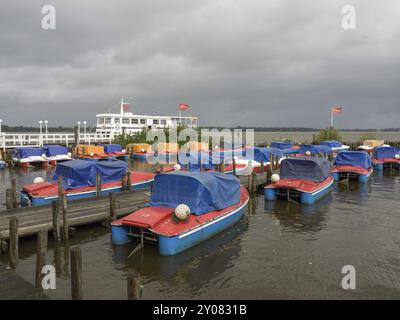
[20,159,154,206]
[75,145,115,161]
[331,151,373,183]
[264,157,333,205]
[44,145,72,165]
[320,140,350,153]
[12,147,49,169]
[371,146,400,171]
[357,140,388,154]
[111,171,249,255]
[296,144,333,157]
[100,144,129,160]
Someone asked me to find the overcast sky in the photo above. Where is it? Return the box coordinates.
[0,0,399,128]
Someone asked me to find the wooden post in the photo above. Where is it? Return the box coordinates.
[96,172,102,196]
[109,193,117,222]
[52,200,61,241]
[127,272,141,300]
[6,189,13,209]
[251,171,257,193]
[120,172,125,192]
[11,178,18,208]
[57,176,63,199]
[9,218,18,269]
[221,161,225,173]
[260,161,264,174]
[126,171,132,191]
[71,247,83,300]
[248,172,253,194]
[199,159,203,172]
[61,195,69,240]
[266,163,272,184]
[232,157,237,176]
[35,230,48,288]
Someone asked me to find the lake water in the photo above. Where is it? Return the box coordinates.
[1,159,400,299]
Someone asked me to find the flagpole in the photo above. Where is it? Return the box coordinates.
[179,110,182,125]
[330,106,334,129]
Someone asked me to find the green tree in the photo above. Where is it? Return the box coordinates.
[316,128,343,142]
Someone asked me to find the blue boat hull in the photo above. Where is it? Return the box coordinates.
[111,199,248,256]
[372,161,399,171]
[331,170,373,183]
[264,180,333,205]
[0,161,6,169]
[20,180,154,206]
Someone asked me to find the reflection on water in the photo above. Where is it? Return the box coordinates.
[1,160,400,299]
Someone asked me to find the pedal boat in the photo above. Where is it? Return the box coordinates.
[100,144,129,160]
[12,147,49,169]
[331,151,373,183]
[43,145,73,165]
[264,157,333,205]
[20,159,154,206]
[371,146,400,171]
[111,171,249,256]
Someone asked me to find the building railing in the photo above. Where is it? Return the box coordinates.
[0,132,113,150]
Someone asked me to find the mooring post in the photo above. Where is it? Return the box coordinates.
[127,272,141,300]
[248,172,253,194]
[120,172,125,192]
[232,157,237,176]
[251,171,257,192]
[52,200,61,241]
[260,161,264,174]
[35,229,48,288]
[6,189,13,209]
[9,218,18,269]
[221,161,225,173]
[96,172,102,196]
[71,247,83,300]
[11,178,18,208]
[61,195,69,240]
[126,171,132,191]
[109,192,117,222]
[57,176,64,199]
[266,163,272,184]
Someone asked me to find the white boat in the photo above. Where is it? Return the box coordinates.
[96,98,198,137]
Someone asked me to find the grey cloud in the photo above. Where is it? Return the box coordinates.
[0,0,399,129]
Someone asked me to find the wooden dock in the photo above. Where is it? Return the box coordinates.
[0,190,151,241]
[0,261,49,300]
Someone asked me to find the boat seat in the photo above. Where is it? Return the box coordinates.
[121,207,173,229]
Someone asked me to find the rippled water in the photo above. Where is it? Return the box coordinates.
[1,160,400,299]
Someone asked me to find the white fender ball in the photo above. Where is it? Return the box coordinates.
[67,152,72,157]
[394,154,400,159]
[140,148,145,153]
[34,177,45,184]
[305,151,311,156]
[271,174,280,184]
[122,149,126,154]
[173,164,181,171]
[90,152,95,157]
[174,204,190,221]
[41,153,46,158]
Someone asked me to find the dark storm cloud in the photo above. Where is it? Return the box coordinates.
[0,0,399,128]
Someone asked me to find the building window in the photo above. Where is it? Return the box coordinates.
[105,118,111,124]
[132,119,138,124]
[161,120,167,126]
[153,119,159,125]
[140,119,146,125]
[122,118,130,124]
[97,118,105,124]
[114,118,120,124]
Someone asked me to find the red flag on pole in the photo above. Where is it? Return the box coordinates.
[179,103,190,112]
[123,103,130,112]
[332,106,343,114]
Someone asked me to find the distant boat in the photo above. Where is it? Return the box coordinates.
[371,146,400,171]
[111,171,249,255]
[264,157,334,205]
[296,144,333,157]
[100,144,129,160]
[43,145,73,165]
[320,141,350,153]
[75,145,116,161]
[12,147,49,169]
[331,151,373,183]
[20,159,154,206]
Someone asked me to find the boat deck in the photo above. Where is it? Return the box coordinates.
[0,190,151,240]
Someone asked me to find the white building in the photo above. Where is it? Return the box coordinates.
[96,98,198,136]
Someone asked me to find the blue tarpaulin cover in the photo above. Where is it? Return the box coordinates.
[13,147,45,158]
[44,145,69,157]
[150,171,241,215]
[280,157,331,182]
[101,144,123,154]
[242,147,270,163]
[320,141,343,148]
[271,142,293,150]
[178,151,216,171]
[299,144,332,154]
[53,159,127,189]
[373,146,399,160]
[334,151,372,169]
